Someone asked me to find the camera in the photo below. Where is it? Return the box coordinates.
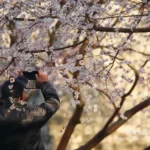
[23,71,38,80]
[23,71,39,89]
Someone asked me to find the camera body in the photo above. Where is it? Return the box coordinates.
[23,71,38,80]
[23,71,39,89]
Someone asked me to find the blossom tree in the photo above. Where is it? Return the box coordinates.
[0,0,150,149]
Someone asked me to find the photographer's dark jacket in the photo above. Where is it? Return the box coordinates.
[0,82,60,150]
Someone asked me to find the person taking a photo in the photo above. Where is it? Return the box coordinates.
[0,70,60,150]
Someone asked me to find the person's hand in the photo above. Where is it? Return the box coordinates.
[35,70,48,85]
[17,70,23,76]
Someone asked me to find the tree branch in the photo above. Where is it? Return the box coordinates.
[91,13,149,20]
[92,26,150,33]
[17,38,87,55]
[76,59,149,150]
[103,65,139,130]
[86,82,119,116]
[57,40,89,150]
[76,97,150,150]
[0,57,16,75]
[56,95,84,150]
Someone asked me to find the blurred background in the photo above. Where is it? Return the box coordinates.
[0,0,150,150]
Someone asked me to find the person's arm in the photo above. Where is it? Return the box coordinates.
[20,71,60,127]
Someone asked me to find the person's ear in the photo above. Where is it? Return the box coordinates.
[22,91,26,101]
[19,92,24,101]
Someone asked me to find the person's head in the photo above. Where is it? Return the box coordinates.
[1,76,28,101]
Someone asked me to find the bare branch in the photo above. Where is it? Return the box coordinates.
[92,27,150,33]
[17,38,87,55]
[90,13,149,20]
[0,57,16,75]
